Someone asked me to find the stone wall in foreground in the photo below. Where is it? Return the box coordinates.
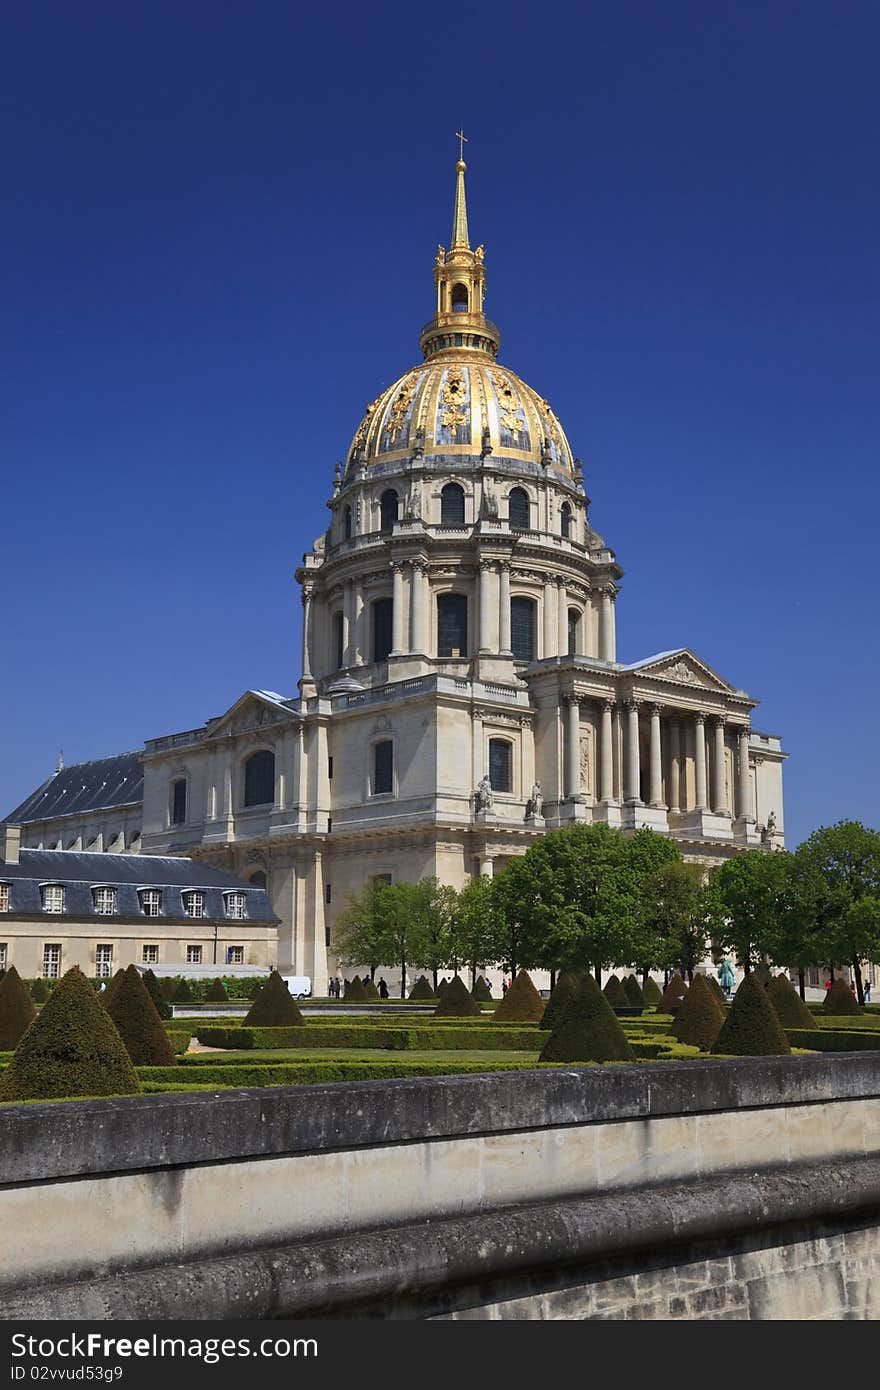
[1,1054,880,1319]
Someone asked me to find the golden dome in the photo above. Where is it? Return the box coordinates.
[346,359,575,477]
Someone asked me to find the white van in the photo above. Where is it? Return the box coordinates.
[281,975,312,999]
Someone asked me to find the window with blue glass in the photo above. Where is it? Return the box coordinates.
[508,487,530,530]
[243,750,275,807]
[510,597,536,660]
[440,482,465,525]
[488,739,512,794]
[437,593,468,657]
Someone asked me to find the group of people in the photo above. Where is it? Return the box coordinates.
[328,976,390,999]
[825,976,871,1002]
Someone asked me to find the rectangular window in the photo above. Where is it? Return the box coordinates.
[94,887,117,915]
[437,593,468,657]
[510,597,536,660]
[373,740,394,795]
[0,944,7,971]
[183,891,205,919]
[142,944,159,964]
[186,945,202,964]
[328,756,333,780]
[488,739,513,794]
[95,945,113,978]
[171,779,187,826]
[42,885,65,914]
[0,884,8,913]
[225,892,247,920]
[372,597,393,662]
[140,889,162,917]
[43,944,61,979]
[226,945,244,966]
[325,883,332,905]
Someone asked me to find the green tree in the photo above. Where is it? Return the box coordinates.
[763,849,826,998]
[408,877,458,989]
[798,821,880,1003]
[447,876,499,985]
[642,861,715,981]
[333,880,392,983]
[488,855,547,978]
[712,850,792,975]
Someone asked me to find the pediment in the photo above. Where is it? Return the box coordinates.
[631,650,736,693]
[206,690,297,741]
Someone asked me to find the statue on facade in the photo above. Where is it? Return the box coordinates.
[525,781,543,819]
[474,776,494,813]
[480,474,499,517]
[411,426,425,460]
[760,811,778,846]
[403,480,422,521]
[480,424,493,459]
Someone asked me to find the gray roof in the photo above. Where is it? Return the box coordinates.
[0,850,278,924]
[3,752,144,825]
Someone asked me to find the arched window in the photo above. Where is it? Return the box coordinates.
[332,611,344,670]
[488,739,512,794]
[440,482,465,526]
[243,750,275,808]
[373,740,394,795]
[171,778,187,826]
[560,502,572,539]
[380,489,398,533]
[510,596,536,660]
[372,597,393,662]
[249,870,268,890]
[344,505,352,540]
[508,487,530,530]
[451,282,468,312]
[437,593,468,657]
[567,608,580,657]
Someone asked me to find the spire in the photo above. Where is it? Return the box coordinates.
[451,130,469,249]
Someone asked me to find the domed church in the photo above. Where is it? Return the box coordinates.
[5,149,786,993]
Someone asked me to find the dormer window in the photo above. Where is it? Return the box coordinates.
[183,890,205,919]
[93,887,117,915]
[42,885,65,914]
[225,891,247,920]
[140,888,162,917]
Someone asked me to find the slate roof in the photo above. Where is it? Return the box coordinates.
[0,850,278,924]
[3,752,144,825]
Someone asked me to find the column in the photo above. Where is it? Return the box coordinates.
[737,726,753,820]
[390,562,406,655]
[668,721,681,813]
[694,712,708,811]
[565,695,581,800]
[479,561,493,652]
[301,587,313,681]
[543,578,557,658]
[478,856,494,879]
[411,561,427,653]
[624,700,641,803]
[600,699,616,803]
[712,718,729,816]
[341,580,353,666]
[222,759,233,821]
[649,704,664,808]
[352,578,365,666]
[498,564,512,653]
[557,579,568,656]
[599,588,614,662]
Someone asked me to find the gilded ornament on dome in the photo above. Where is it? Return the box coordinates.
[386,378,416,437]
[439,367,469,432]
[491,370,523,433]
[539,398,558,442]
[353,395,381,449]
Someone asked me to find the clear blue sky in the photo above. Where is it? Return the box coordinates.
[2,1,878,848]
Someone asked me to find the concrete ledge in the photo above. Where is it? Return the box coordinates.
[3,1052,880,1185]
[5,1154,880,1320]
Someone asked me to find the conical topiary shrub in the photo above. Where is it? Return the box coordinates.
[660,973,689,1013]
[161,976,178,1001]
[707,974,727,1004]
[824,978,862,1016]
[345,976,367,1003]
[172,976,194,1003]
[101,968,126,1011]
[672,973,727,1052]
[205,977,228,1003]
[602,974,628,1008]
[540,971,580,1032]
[434,974,481,1018]
[361,978,381,1002]
[642,975,663,1007]
[766,974,816,1029]
[492,969,545,1023]
[712,971,791,1056]
[106,965,176,1066]
[472,976,493,1003]
[141,968,172,1021]
[622,974,645,1007]
[30,977,49,1004]
[244,970,306,1027]
[0,966,141,1101]
[539,972,634,1063]
[0,966,37,1050]
[408,976,436,1001]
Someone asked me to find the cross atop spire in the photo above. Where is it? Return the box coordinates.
[451,133,470,249]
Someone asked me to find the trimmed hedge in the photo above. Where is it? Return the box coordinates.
[713,972,790,1057]
[0,967,141,1101]
[195,1024,546,1052]
[766,974,816,1030]
[244,971,305,1027]
[492,970,545,1023]
[30,978,49,1004]
[205,978,228,1003]
[784,1028,880,1053]
[824,979,862,1016]
[540,972,634,1064]
[602,974,628,1008]
[107,965,176,1066]
[408,976,436,1001]
[622,974,645,1008]
[642,976,663,1007]
[541,972,579,1032]
[0,966,37,1050]
[660,973,689,1013]
[472,976,494,1003]
[141,969,172,1021]
[672,973,726,1052]
[433,975,481,1018]
[344,977,367,1002]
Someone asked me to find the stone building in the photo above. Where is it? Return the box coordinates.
[4,153,786,994]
